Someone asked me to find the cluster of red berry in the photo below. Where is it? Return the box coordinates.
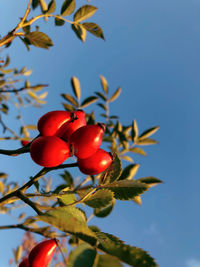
[29,110,113,175]
[19,239,57,267]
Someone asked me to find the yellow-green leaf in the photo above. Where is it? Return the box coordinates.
[61,93,78,106]
[118,164,140,181]
[61,0,75,16]
[81,96,98,108]
[109,87,121,102]
[72,24,87,42]
[132,119,138,142]
[25,31,53,49]
[136,138,158,146]
[82,22,104,40]
[139,126,160,140]
[74,5,97,23]
[71,76,81,100]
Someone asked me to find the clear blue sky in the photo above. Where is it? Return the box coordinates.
[0,0,200,266]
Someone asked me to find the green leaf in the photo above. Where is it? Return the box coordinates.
[46,0,56,13]
[118,164,140,180]
[139,126,160,140]
[61,93,79,106]
[72,24,87,42]
[19,37,30,51]
[136,138,158,146]
[61,0,75,16]
[129,147,147,156]
[95,254,123,267]
[82,22,104,40]
[99,75,108,94]
[55,17,65,26]
[102,180,148,200]
[109,87,121,102]
[71,76,81,101]
[99,153,122,185]
[32,0,39,9]
[25,31,53,49]
[57,193,76,205]
[81,96,98,108]
[96,232,158,267]
[37,206,97,245]
[84,189,113,208]
[68,243,96,267]
[74,5,97,23]
[60,170,74,187]
[120,155,133,162]
[95,91,107,101]
[131,119,139,142]
[94,199,115,218]
[137,177,163,188]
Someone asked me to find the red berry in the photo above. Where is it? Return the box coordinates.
[70,124,105,159]
[29,239,57,267]
[19,258,29,267]
[59,110,86,141]
[78,148,113,175]
[37,110,71,136]
[30,136,70,167]
[21,140,30,146]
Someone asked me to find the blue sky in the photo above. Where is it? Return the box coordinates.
[1,0,200,266]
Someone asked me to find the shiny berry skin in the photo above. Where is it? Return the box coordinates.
[70,124,105,159]
[18,258,29,267]
[59,110,86,141]
[37,110,71,136]
[30,136,70,167]
[21,140,30,146]
[29,239,57,267]
[77,148,113,175]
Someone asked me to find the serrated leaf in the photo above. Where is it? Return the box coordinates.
[74,5,97,22]
[37,206,97,244]
[58,193,76,205]
[129,147,147,156]
[131,119,138,142]
[96,232,158,267]
[95,254,123,267]
[62,102,75,111]
[55,17,65,26]
[61,93,79,106]
[137,177,162,188]
[99,75,108,94]
[118,164,140,181]
[82,22,104,40]
[84,189,113,208]
[99,153,122,185]
[94,199,115,218]
[46,0,56,13]
[139,126,160,140]
[68,243,96,267]
[136,138,158,146]
[61,0,75,16]
[81,96,98,108]
[72,24,87,42]
[102,180,148,200]
[95,91,107,101]
[25,31,53,49]
[71,76,81,100]
[109,87,121,102]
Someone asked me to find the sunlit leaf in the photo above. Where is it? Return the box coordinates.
[71,76,81,101]
[136,138,158,146]
[46,0,56,13]
[95,91,107,101]
[58,193,76,205]
[118,164,140,181]
[137,177,162,188]
[102,180,148,200]
[82,22,104,40]
[61,0,75,16]
[131,119,138,142]
[120,155,133,162]
[133,195,142,205]
[95,254,123,267]
[61,93,79,106]
[81,96,98,108]
[74,5,97,23]
[99,75,108,94]
[96,232,158,267]
[94,199,115,218]
[109,87,121,102]
[55,17,65,26]
[25,32,53,49]
[139,126,160,140]
[72,24,87,42]
[62,102,75,111]
[129,147,147,156]
[84,189,113,208]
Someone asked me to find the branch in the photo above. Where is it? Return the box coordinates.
[0,163,78,205]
